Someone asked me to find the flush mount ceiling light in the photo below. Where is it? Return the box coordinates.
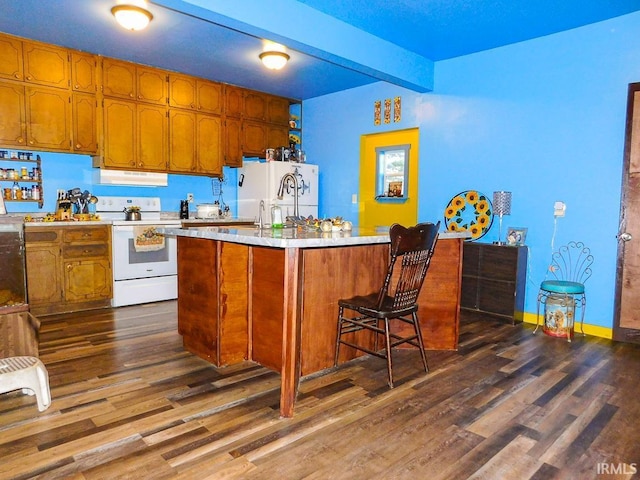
[259,51,290,70]
[111,5,153,31]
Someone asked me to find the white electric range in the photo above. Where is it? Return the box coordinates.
[96,196,182,307]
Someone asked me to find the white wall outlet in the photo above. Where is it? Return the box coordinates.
[554,201,566,217]
[187,193,194,203]
[352,193,358,204]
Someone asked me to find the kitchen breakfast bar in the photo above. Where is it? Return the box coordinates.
[159,225,468,417]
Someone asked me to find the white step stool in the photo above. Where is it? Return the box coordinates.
[0,356,51,411]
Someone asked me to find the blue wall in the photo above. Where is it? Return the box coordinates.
[3,152,240,217]
[304,12,640,329]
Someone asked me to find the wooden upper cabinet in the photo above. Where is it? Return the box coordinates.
[0,37,70,88]
[267,95,290,125]
[169,108,197,172]
[197,81,222,114]
[22,41,70,89]
[103,98,136,169]
[169,74,196,110]
[242,121,268,156]
[268,124,289,149]
[72,92,98,153]
[103,58,167,105]
[137,103,168,170]
[196,114,222,176]
[137,66,167,105]
[224,117,242,167]
[0,82,27,146]
[169,74,222,114]
[25,86,71,150]
[225,85,243,118]
[102,58,136,98]
[71,52,97,93]
[0,36,23,81]
[244,91,268,121]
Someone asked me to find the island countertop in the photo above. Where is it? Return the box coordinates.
[159,225,469,248]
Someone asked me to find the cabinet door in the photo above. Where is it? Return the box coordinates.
[169,109,196,172]
[71,52,97,93]
[72,92,98,153]
[0,82,26,146]
[268,124,289,149]
[197,80,222,114]
[26,243,62,306]
[102,58,136,99]
[244,91,268,121]
[242,120,267,156]
[137,103,168,171]
[64,258,112,302]
[197,114,222,176]
[168,74,196,110]
[103,98,136,169]
[137,66,167,105]
[0,36,23,81]
[25,86,70,150]
[22,41,70,89]
[224,117,242,167]
[224,85,243,118]
[267,95,290,125]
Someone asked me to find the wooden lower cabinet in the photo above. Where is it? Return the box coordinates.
[177,237,248,366]
[25,225,112,315]
[461,242,528,323]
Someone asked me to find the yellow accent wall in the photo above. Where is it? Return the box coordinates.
[359,128,419,229]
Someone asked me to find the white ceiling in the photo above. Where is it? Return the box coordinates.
[0,0,638,100]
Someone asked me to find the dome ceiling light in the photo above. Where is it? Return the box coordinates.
[111,4,153,31]
[259,42,290,70]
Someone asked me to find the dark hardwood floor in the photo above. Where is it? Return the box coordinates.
[1,302,639,479]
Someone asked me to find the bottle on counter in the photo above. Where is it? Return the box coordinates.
[12,182,20,200]
[271,203,283,228]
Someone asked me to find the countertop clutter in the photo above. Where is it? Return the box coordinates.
[159,225,469,249]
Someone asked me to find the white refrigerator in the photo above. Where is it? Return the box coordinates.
[237,161,319,221]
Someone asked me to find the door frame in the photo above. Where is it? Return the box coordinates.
[613,82,640,343]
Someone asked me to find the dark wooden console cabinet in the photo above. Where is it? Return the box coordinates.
[461,242,528,323]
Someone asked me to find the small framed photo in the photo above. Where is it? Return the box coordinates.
[506,227,527,246]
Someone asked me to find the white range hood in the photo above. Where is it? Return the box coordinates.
[94,169,168,187]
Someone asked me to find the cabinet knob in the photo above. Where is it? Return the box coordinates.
[18,137,24,144]
[75,144,82,149]
[129,93,134,98]
[74,84,80,89]
[26,75,32,81]
[14,73,21,79]
[28,140,34,145]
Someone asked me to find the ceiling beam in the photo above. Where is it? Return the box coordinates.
[152,0,434,93]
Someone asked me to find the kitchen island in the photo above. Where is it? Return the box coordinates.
[159,225,468,417]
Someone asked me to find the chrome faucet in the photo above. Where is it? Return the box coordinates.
[257,199,265,228]
[277,173,300,220]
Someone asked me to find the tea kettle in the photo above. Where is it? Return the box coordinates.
[123,206,142,221]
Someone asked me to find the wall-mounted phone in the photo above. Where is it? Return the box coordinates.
[554,201,566,217]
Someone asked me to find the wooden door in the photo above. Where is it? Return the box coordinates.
[26,243,62,306]
[64,259,112,302]
[614,83,640,343]
[0,36,23,81]
[0,82,26,146]
[197,114,222,176]
[102,58,136,99]
[71,52,97,93]
[137,103,167,171]
[22,41,69,89]
[169,74,196,110]
[197,80,222,114]
[103,98,136,169]
[136,66,167,105]
[72,92,98,153]
[267,95,290,124]
[169,109,196,172]
[244,91,268,121]
[224,85,243,118]
[25,86,70,150]
[242,120,267,156]
[225,117,242,167]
